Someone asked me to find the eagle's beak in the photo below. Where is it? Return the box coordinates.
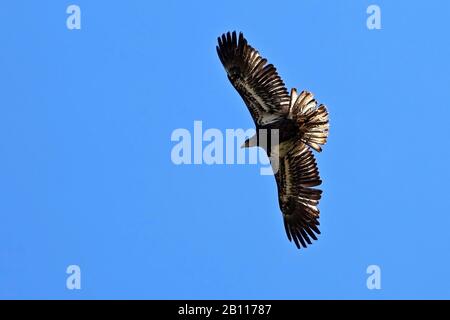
[241,135,257,148]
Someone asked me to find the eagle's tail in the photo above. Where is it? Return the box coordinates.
[290,89,329,152]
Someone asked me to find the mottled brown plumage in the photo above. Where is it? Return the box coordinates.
[217,31,329,249]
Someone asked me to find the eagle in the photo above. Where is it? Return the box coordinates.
[216,31,329,249]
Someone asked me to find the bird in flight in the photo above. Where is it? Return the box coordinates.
[216,31,329,249]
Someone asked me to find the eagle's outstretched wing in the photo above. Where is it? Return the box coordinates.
[216,31,290,126]
[275,144,322,249]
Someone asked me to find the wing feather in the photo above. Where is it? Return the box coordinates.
[275,144,322,249]
[217,31,290,125]
[289,89,330,152]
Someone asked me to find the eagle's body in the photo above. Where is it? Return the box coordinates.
[217,31,329,249]
[254,121,299,156]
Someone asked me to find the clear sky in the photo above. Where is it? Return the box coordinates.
[1,0,449,299]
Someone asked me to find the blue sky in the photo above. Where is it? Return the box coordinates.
[1,0,449,299]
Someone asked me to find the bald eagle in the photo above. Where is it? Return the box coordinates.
[217,31,329,249]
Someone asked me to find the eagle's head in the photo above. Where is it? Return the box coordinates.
[241,134,258,148]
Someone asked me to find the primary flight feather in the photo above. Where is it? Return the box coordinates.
[217,31,329,249]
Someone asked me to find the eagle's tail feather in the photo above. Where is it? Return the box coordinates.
[290,89,329,152]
